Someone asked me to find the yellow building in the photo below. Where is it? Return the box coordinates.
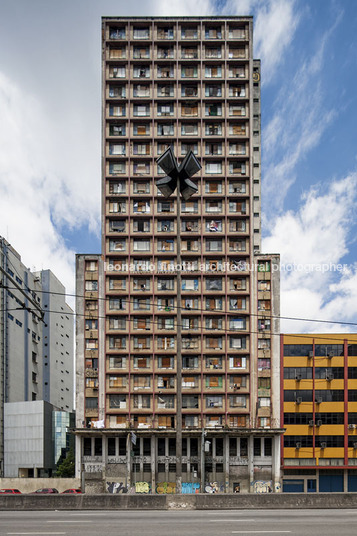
[282,333,357,492]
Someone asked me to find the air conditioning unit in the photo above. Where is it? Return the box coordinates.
[326,373,334,381]
[348,424,356,430]
[328,351,334,358]
[353,442,357,449]
[316,420,322,427]
[295,397,302,405]
[295,442,301,449]
[309,420,314,427]
[308,351,314,358]
[320,442,327,449]
[295,373,302,381]
[315,397,323,404]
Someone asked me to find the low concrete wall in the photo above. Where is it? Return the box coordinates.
[1,493,357,510]
[0,478,81,494]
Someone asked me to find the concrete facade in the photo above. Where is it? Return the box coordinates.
[75,16,283,493]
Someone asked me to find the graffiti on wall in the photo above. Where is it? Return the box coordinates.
[251,480,273,493]
[205,481,225,494]
[135,481,151,494]
[106,482,128,494]
[156,482,176,494]
[182,482,200,494]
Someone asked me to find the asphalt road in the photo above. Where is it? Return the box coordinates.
[1,509,357,536]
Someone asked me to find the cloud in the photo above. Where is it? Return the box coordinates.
[262,9,343,219]
[221,0,300,82]
[0,71,99,301]
[263,173,357,332]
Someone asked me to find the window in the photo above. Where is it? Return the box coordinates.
[181,103,198,117]
[108,317,126,330]
[181,46,198,59]
[158,356,174,369]
[109,123,126,136]
[158,123,174,136]
[109,104,125,117]
[133,219,150,232]
[133,124,150,136]
[109,239,126,252]
[133,27,149,39]
[133,162,150,175]
[133,336,151,350]
[157,336,175,350]
[205,200,222,213]
[206,239,222,252]
[229,317,246,330]
[229,356,247,370]
[229,66,245,78]
[205,123,222,136]
[229,336,246,349]
[182,278,199,291]
[157,47,174,59]
[181,65,198,78]
[133,66,150,78]
[181,200,198,213]
[229,123,246,135]
[158,65,174,78]
[181,85,198,97]
[109,85,125,98]
[133,376,151,389]
[109,298,126,310]
[158,27,174,39]
[229,85,246,97]
[85,397,98,409]
[205,162,222,174]
[205,85,222,97]
[181,123,198,136]
[205,65,222,78]
[109,220,125,233]
[133,201,150,213]
[157,84,174,101]
[158,200,174,213]
[133,104,150,117]
[181,27,198,39]
[158,103,174,116]
[109,356,127,369]
[229,104,246,117]
[205,46,221,58]
[206,298,222,311]
[205,318,223,330]
[205,104,222,117]
[206,396,223,408]
[109,27,125,40]
[108,336,126,349]
[158,317,175,330]
[133,298,150,311]
[133,239,151,252]
[85,280,98,291]
[205,376,223,388]
[109,66,125,79]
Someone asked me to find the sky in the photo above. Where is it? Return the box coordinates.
[0,0,356,333]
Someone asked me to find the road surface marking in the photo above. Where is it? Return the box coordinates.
[47,521,92,523]
[232,531,291,533]
[210,520,254,522]
[8,533,66,535]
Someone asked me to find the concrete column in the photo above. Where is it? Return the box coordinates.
[151,435,156,493]
[126,433,131,489]
[75,435,82,478]
[102,435,107,479]
[344,468,348,493]
[248,435,254,493]
[272,434,281,491]
[200,430,205,492]
[224,435,230,493]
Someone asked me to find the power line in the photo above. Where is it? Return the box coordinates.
[2,282,357,330]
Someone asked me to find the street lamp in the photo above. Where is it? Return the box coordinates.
[156,147,201,495]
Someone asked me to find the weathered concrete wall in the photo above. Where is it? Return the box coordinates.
[1,493,357,510]
[0,477,80,493]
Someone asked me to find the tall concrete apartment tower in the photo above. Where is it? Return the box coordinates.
[75,16,282,494]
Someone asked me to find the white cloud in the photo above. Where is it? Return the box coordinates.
[221,0,300,82]
[263,173,357,333]
[0,71,99,301]
[262,9,343,219]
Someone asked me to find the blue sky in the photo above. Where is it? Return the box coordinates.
[0,0,356,332]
